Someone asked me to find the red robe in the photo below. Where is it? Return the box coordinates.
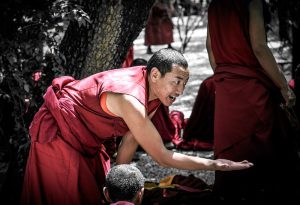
[144,2,174,46]
[182,76,215,150]
[151,105,176,142]
[122,46,134,68]
[209,0,300,203]
[21,66,161,205]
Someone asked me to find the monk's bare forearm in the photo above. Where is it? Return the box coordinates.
[157,149,216,170]
[116,132,138,164]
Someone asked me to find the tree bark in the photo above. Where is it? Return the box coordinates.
[60,0,155,79]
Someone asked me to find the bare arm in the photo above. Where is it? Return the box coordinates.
[116,109,158,164]
[116,131,139,164]
[249,0,295,107]
[107,92,253,171]
[206,25,216,71]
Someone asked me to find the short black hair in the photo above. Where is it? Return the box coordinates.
[131,58,148,66]
[146,48,188,77]
[105,164,145,202]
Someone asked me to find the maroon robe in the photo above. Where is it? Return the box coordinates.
[21,66,161,205]
[209,0,300,203]
[122,46,134,68]
[151,105,176,142]
[151,105,189,148]
[182,76,215,150]
[144,2,174,46]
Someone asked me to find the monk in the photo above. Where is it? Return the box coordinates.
[21,48,253,205]
[207,0,300,203]
[144,0,174,54]
[103,164,145,205]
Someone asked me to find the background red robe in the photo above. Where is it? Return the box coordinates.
[144,1,174,46]
[182,76,215,150]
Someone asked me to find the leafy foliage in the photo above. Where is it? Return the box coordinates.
[173,0,210,53]
[0,0,91,203]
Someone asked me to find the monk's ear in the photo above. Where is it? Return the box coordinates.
[103,187,112,203]
[150,67,161,82]
[136,188,144,205]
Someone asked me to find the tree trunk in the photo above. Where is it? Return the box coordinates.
[292,26,300,124]
[60,0,155,79]
[292,27,300,77]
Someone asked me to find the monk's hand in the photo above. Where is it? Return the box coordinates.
[214,159,253,171]
[281,86,296,108]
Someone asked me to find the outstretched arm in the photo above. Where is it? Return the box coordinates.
[107,92,253,171]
